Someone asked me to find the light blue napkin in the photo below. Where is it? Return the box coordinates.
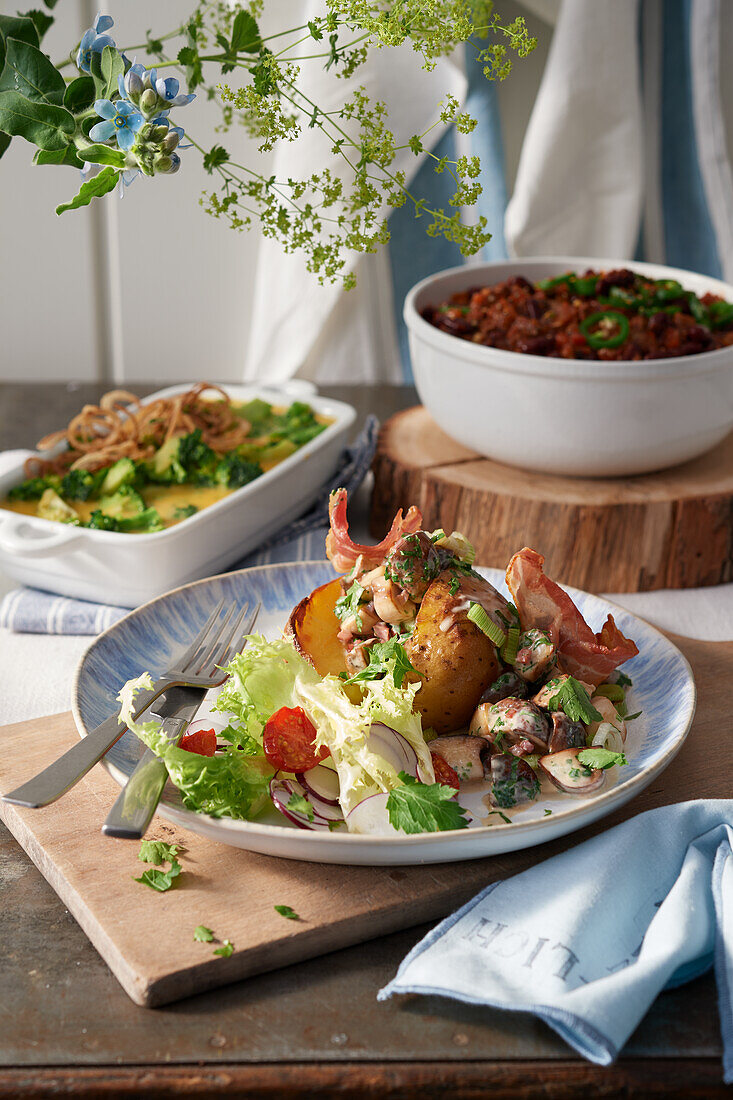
[0,416,378,635]
[379,800,733,1080]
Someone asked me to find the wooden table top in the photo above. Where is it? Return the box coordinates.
[0,383,726,1099]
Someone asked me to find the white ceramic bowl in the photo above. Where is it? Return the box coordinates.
[0,381,355,607]
[404,257,733,477]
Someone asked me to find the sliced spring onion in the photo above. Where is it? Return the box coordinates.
[502,625,521,665]
[593,683,626,702]
[467,602,506,648]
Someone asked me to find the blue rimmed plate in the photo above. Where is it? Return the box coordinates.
[72,563,696,865]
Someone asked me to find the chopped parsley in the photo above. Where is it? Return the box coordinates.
[543,808,553,816]
[341,639,420,689]
[134,858,182,892]
[213,940,234,957]
[548,677,603,725]
[287,792,314,821]
[274,904,300,920]
[491,757,540,808]
[577,747,628,770]
[137,840,180,866]
[615,671,633,688]
[335,580,365,632]
[194,925,215,942]
[386,771,469,834]
[448,576,461,596]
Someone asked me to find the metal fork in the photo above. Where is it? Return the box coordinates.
[102,602,259,839]
[2,598,261,809]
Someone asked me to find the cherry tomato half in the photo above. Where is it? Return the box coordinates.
[179,727,217,757]
[430,751,460,792]
[263,706,329,772]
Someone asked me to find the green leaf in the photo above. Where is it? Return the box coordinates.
[137,840,180,865]
[63,74,95,113]
[193,925,214,942]
[203,143,229,174]
[34,144,82,167]
[134,858,182,892]
[0,88,73,149]
[577,747,628,771]
[56,165,120,215]
[77,142,126,168]
[100,44,124,100]
[341,639,420,690]
[0,37,65,104]
[335,580,364,631]
[548,677,603,725]
[0,14,39,50]
[274,905,300,921]
[386,772,469,834]
[213,939,234,957]
[287,792,314,822]
[0,131,10,159]
[230,10,261,53]
[21,9,54,42]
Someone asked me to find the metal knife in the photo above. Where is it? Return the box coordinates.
[101,685,207,839]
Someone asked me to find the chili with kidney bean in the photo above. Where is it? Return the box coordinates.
[422,268,733,361]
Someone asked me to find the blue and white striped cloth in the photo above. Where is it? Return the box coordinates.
[0,416,378,635]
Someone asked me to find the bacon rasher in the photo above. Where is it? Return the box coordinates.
[325,488,422,574]
[506,547,638,687]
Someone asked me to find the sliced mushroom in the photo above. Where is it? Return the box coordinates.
[489,753,540,808]
[547,712,586,753]
[430,735,492,781]
[479,670,528,705]
[513,629,557,684]
[470,697,550,752]
[539,748,604,794]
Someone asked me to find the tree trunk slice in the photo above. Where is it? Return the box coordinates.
[370,406,733,592]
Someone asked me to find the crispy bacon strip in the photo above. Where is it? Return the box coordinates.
[325,488,422,574]
[506,547,638,687]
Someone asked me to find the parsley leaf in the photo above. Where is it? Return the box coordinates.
[274,904,300,920]
[615,671,633,688]
[485,809,511,824]
[134,858,182,892]
[386,772,469,834]
[137,840,179,866]
[548,677,603,725]
[287,792,314,822]
[194,925,214,942]
[213,939,234,957]
[543,808,553,816]
[578,748,628,770]
[341,639,420,689]
[335,580,365,631]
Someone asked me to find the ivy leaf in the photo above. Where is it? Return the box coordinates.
[0,37,66,104]
[386,772,469,834]
[0,14,39,50]
[100,44,124,101]
[230,10,261,53]
[203,143,229,173]
[63,74,95,113]
[34,143,82,167]
[77,142,126,168]
[21,10,54,42]
[0,89,73,149]
[56,165,120,214]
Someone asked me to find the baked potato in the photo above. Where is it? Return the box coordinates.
[285,578,348,678]
[403,571,502,734]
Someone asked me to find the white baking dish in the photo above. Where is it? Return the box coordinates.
[0,381,356,607]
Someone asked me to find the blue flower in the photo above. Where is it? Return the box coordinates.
[76,13,115,73]
[89,99,143,152]
[149,68,196,108]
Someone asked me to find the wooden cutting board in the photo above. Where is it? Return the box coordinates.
[371,406,733,592]
[0,630,726,1008]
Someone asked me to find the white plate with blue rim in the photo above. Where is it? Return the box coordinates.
[72,561,696,865]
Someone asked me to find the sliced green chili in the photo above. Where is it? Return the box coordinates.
[537,274,573,291]
[709,301,733,328]
[580,310,630,349]
[573,275,598,297]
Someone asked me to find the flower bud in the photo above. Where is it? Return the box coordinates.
[161,131,180,153]
[140,88,157,114]
[155,154,173,173]
[150,125,169,142]
[127,70,143,98]
[168,153,181,174]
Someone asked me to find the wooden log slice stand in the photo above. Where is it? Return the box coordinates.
[370,405,733,593]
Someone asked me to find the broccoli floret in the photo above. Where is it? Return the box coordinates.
[100,457,136,495]
[238,398,274,435]
[215,453,263,489]
[98,486,145,520]
[60,468,104,501]
[85,509,119,531]
[151,429,217,485]
[8,475,58,501]
[85,505,163,533]
[37,488,80,524]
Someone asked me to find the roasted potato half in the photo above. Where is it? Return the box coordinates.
[285,578,348,678]
[403,572,502,734]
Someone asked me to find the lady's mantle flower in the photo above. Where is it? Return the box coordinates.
[76,14,115,73]
[90,99,143,152]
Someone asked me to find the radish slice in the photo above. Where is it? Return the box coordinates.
[346,792,403,836]
[269,778,334,831]
[297,764,341,805]
[368,723,419,777]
